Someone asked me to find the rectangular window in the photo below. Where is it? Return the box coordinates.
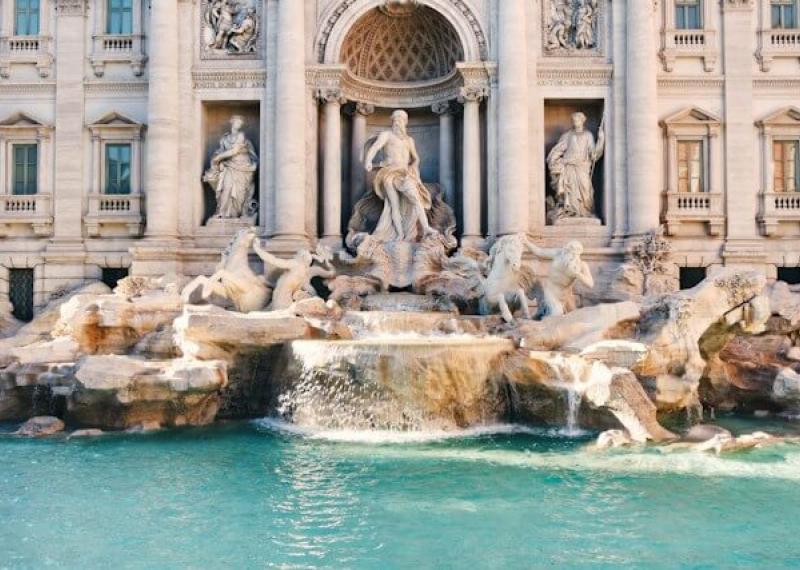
[677,140,704,193]
[12,144,38,196]
[676,0,703,30]
[680,267,707,290]
[15,0,40,36]
[105,143,132,195]
[772,0,798,29]
[9,268,34,323]
[774,140,800,193]
[107,0,133,35]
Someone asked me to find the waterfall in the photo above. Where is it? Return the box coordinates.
[542,353,613,436]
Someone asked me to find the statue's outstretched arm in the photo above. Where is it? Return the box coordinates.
[310,266,336,280]
[525,240,556,260]
[253,240,294,271]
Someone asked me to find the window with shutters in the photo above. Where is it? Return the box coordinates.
[14,0,40,36]
[675,0,703,30]
[772,0,798,29]
[677,140,705,193]
[107,0,133,35]
[105,143,131,195]
[773,140,800,193]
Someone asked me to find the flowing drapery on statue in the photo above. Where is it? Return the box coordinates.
[546,111,605,222]
[204,115,258,221]
[363,110,437,242]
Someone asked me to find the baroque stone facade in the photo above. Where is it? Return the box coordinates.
[1,0,800,318]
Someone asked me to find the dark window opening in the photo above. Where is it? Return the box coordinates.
[101,267,129,291]
[9,268,34,322]
[680,267,707,290]
[778,267,800,285]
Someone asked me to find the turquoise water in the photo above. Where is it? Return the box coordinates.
[3,419,800,569]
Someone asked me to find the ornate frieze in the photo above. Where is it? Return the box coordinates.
[536,66,612,87]
[191,70,266,90]
[200,0,262,60]
[543,0,604,56]
[56,0,87,16]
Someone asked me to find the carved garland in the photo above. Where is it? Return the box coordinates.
[316,0,488,63]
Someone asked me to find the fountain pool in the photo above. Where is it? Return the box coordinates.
[3,419,800,569]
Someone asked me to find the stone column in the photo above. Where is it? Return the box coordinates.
[496,0,530,235]
[625,0,660,236]
[318,88,346,245]
[433,101,456,209]
[144,0,179,239]
[350,102,374,207]
[459,87,488,246]
[272,0,307,243]
[722,1,758,254]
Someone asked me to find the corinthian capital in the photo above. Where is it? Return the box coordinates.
[316,87,346,105]
[458,85,489,104]
[432,101,454,115]
[355,102,375,116]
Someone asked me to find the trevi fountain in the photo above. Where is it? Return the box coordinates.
[3,0,800,568]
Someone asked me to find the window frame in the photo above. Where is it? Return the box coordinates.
[104,142,132,195]
[11,142,38,196]
[771,0,798,29]
[772,138,800,193]
[106,0,133,35]
[675,0,703,30]
[14,0,40,37]
[677,138,706,194]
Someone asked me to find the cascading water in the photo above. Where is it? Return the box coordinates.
[274,321,516,432]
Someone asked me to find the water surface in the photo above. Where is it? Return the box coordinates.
[2,418,800,569]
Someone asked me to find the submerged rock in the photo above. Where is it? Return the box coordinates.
[68,428,104,439]
[15,416,65,437]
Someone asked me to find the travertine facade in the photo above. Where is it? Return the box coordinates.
[1,0,800,318]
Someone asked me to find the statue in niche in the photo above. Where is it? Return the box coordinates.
[546,111,605,223]
[527,240,595,318]
[204,0,259,54]
[545,0,598,53]
[203,115,258,221]
[363,110,438,242]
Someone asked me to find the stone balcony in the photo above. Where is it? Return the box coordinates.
[0,194,53,237]
[90,34,147,77]
[660,29,717,72]
[757,28,800,71]
[663,192,724,237]
[758,192,800,236]
[85,193,144,237]
[0,35,54,78]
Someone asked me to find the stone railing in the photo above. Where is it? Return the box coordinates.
[85,193,144,237]
[663,191,724,236]
[759,191,800,236]
[90,34,146,77]
[0,35,54,78]
[0,194,53,237]
[660,29,717,72]
[757,29,800,71]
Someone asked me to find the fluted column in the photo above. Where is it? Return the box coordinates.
[272,0,307,242]
[433,101,456,209]
[459,87,487,245]
[350,102,374,207]
[626,0,660,236]
[318,88,346,244]
[144,0,179,238]
[497,0,531,235]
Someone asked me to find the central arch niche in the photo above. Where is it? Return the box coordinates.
[340,5,464,84]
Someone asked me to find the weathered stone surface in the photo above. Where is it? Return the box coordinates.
[15,416,65,437]
[174,305,310,360]
[773,367,800,411]
[501,351,674,441]
[635,270,768,414]
[683,424,733,443]
[68,355,227,430]
[512,301,640,351]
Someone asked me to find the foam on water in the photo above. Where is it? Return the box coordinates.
[256,418,800,480]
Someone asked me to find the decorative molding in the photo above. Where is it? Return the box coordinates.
[0,82,56,96]
[200,0,263,60]
[657,77,725,90]
[84,81,149,95]
[537,66,612,86]
[543,0,606,57]
[316,0,488,63]
[56,0,87,16]
[191,69,267,90]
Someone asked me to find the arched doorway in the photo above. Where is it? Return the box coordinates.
[313,0,491,246]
